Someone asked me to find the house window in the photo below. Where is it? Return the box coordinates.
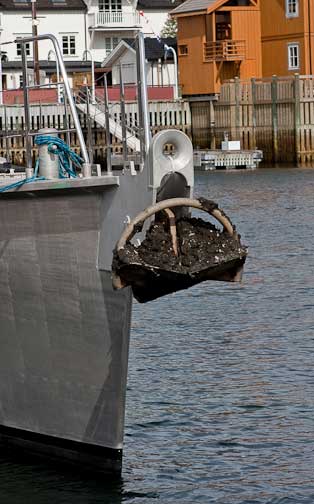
[179,45,188,56]
[16,41,31,57]
[99,0,121,11]
[62,35,76,56]
[286,0,299,18]
[105,37,119,56]
[288,43,300,70]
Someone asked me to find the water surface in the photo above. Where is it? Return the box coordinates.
[1,168,314,503]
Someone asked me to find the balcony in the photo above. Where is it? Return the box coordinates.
[90,10,141,30]
[204,40,246,62]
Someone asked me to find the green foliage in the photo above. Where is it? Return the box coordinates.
[160,16,178,38]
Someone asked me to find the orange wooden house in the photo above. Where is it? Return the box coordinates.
[171,0,262,97]
[261,0,314,76]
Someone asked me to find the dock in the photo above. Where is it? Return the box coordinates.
[194,149,263,170]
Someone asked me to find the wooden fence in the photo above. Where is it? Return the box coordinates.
[191,75,314,165]
[0,100,191,166]
[6,81,314,166]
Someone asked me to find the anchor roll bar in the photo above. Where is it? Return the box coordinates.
[15,34,90,167]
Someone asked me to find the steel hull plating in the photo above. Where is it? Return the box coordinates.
[0,186,137,473]
[0,127,194,472]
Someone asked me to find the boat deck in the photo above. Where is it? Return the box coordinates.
[0,173,119,193]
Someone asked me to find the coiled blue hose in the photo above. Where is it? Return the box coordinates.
[0,136,83,193]
[34,135,83,179]
[0,159,45,193]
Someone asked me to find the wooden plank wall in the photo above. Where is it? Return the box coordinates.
[190,101,215,149]
[0,100,192,165]
[298,77,314,163]
[209,75,314,165]
[6,83,314,166]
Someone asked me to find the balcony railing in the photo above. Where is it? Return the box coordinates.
[204,40,246,62]
[92,10,141,28]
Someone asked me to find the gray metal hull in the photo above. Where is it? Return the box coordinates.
[0,171,153,473]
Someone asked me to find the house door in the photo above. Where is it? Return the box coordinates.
[216,12,231,40]
[220,62,240,83]
[2,74,7,91]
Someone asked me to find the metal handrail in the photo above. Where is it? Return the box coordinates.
[0,128,78,139]
[0,32,151,171]
[76,87,141,137]
[16,33,90,169]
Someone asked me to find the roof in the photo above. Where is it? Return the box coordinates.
[144,37,177,60]
[171,0,217,15]
[102,37,177,68]
[0,0,87,10]
[101,40,135,68]
[137,0,182,9]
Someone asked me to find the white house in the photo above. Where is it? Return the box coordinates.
[0,0,88,61]
[86,0,182,61]
[0,0,88,89]
[86,0,140,62]
[0,0,182,92]
[101,36,177,87]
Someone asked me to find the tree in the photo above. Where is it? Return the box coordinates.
[160,16,178,38]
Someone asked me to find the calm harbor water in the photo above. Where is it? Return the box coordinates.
[0,168,314,503]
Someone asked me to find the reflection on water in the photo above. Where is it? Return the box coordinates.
[1,168,314,503]
[0,454,123,503]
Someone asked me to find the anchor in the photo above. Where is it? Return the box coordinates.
[112,197,247,303]
[112,130,247,303]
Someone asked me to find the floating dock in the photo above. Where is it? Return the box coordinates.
[194,149,263,170]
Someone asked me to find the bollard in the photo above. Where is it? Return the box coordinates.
[37,128,59,179]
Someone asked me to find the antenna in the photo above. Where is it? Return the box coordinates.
[31,0,40,85]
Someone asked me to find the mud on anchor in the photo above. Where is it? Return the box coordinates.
[112,197,248,303]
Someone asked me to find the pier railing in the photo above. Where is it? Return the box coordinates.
[0,100,191,166]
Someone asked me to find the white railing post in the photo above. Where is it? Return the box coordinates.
[48,49,61,104]
[164,44,179,100]
[95,9,139,27]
